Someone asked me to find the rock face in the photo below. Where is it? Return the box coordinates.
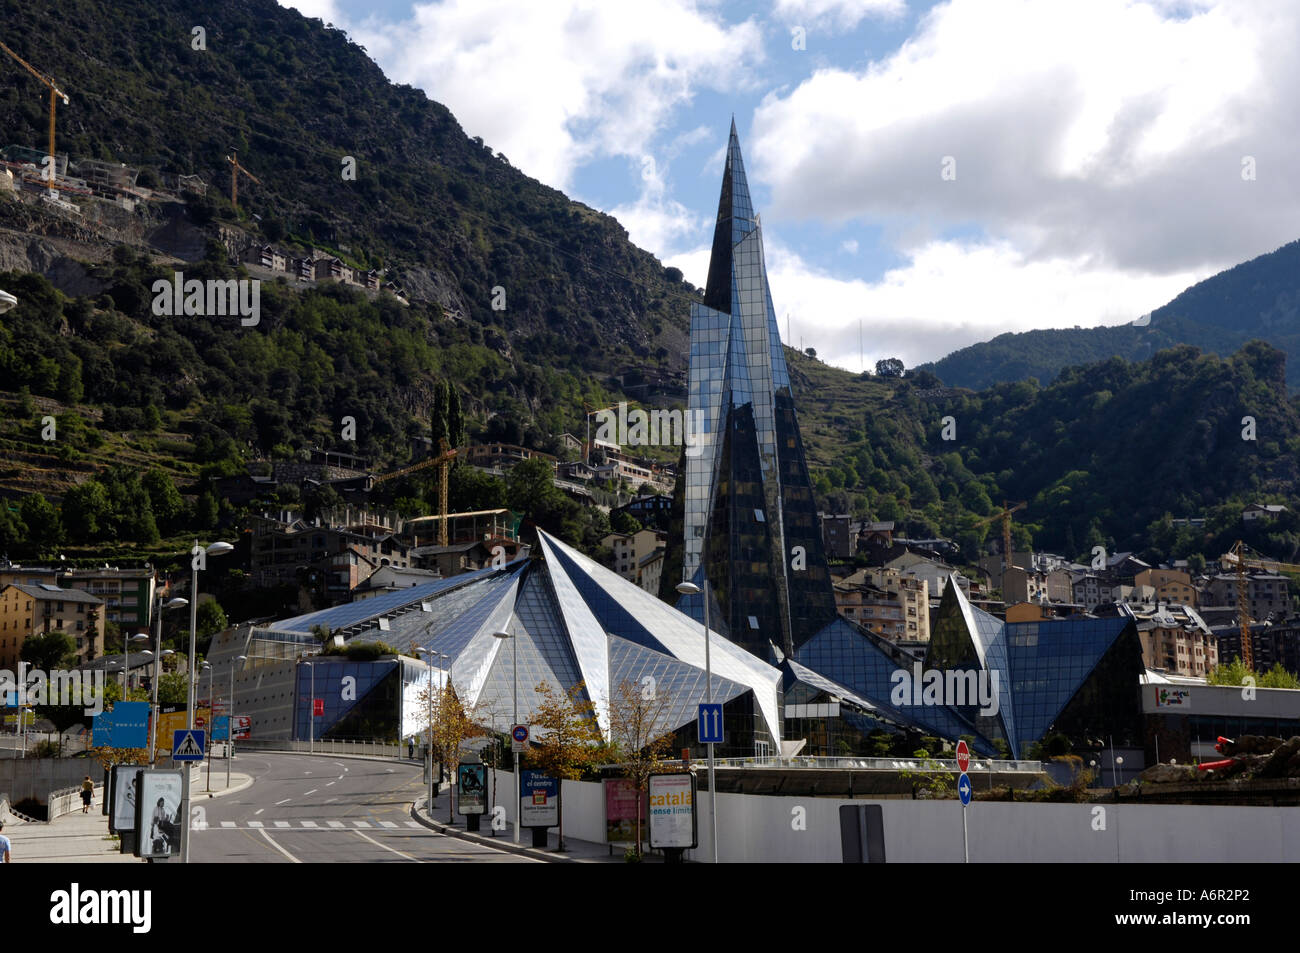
[1138,763,1198,783]
[1258,737,1300,779]
[1219,735,1285,756]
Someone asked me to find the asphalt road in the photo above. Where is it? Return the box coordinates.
[189,752,536,863]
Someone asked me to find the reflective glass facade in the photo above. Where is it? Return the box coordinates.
[680,122,837,661]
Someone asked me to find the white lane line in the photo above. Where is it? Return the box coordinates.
[221,821,236,828]
[333,762,345,769]
[354,830,420,862]
[274,821,291,828]
[325,781,336,787]
[304,771,312,775]
[301,821,318,828]
[304,789,318,796]
[259,829,301,864]
[327,821,345,829]
[353,821,372,828]
[254,808,265,816]
[379,821,398,829]
[248,821,264,829]
[405,821,422,829]
[275,798,292,806]
[325,797,338,803]
[385,768,394,773]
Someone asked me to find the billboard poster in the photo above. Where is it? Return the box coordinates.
[155,705,211,753]
[1156,688,1191,708]
[519,770,559,828]
[110,764,145,833]
[648,772,698,850]
[457,763,488,816]
[603,778,648,844]
[92,701,151,749]
[135,770,184,860]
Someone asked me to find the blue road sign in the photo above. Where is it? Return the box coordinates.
[958,772,972,806]
[172,729,206,762]
[212,715,230,741]
[697,703,724,744]
[91,701,151,749]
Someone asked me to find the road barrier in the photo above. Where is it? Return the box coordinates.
[236,738,403,759]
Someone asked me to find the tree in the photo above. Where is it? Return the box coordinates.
[876,357,905,378]
[431,680,476,822]
[610,510,642,535]
[507,457,573,537]
[156,671,189,705]
[447,383,467,450]
[196,600,228,639]
[142,469,184,531]
[606,678,677,859]
[19,493,62,554]
[20,630,76,670]
[430,378,449,449]
[804,347,817,359]
[527,681,605,851]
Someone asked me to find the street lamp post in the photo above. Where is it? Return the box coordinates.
[440,652,452,823]
[201,662,214,792]
[187,540,233,731]
[150,594,188,767]
[414,647,435,816]
[492,631,518,844]
[228,655,246,787]
[677,580,719,865]
[304,662,315,754]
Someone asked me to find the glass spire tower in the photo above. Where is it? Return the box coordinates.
[680,121,838,662]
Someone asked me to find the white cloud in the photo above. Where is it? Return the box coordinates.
[772,0,906,29]
[279,0,343,20]
[840,238,859,254]
[344,0,764,190]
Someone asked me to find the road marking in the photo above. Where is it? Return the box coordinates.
[333,762,345,769]
[304,789,318,796]
[354,830,420,861]
[221,821,236,828]
[405,821,422,829]
[325,797,338,803]
[259,829,301,863]
[249,821,264,828]
[353,821,372,828]
[254,808,264,815]
[379,820,398,828]
[274,821,290,828]
[275,798,292,806]
[304,771,312,775]
[301,820,318,828]
[386,768,394,773]
[325,781,336,787]
[328,821,345,828]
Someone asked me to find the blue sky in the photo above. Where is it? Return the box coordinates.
[282,0,1300,372]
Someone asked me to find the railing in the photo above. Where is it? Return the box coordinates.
[705,756,1044,772]
[235,738,404,759]
[48,782,101,820]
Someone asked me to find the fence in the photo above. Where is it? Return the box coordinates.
[48,782,101,821]
[708,756,1043,773]
[235,738,403,759]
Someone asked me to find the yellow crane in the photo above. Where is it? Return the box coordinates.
[370,439,458,546]
[225,150,261,210]
[1222,540,1300,671]
[974,500,1027,572]
[0,39,69,196]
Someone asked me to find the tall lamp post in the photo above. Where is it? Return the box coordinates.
[676,580,719,865]
[228,655,246,787]
[492,631,519,844]
[150,595,188,767]
[201,662,213,792]
[187,540,234,731]
[414,647,436,816]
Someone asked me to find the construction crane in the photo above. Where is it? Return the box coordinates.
[225,150,261,210]
[1222,540,1300,671]
[973,501,1028,572]
[0,39,69,197]
[370,439,458,546]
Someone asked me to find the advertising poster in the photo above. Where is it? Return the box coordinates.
[519,770,559,828]
[110,764,145,833]
[603,777,649,844]
[648,772,698,850]
[135,770,184,860]
[457,763,488,815]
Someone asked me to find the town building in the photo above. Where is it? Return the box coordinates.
[1205,572,1292,622]
[832,567,929,641]
[820,513,855,560]
[1135,568,1200,608]
[0,583,105,668]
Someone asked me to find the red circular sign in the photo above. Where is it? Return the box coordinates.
[956,740,970,774]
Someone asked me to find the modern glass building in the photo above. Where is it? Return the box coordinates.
[267,529,784,757]
[677,121,838,662]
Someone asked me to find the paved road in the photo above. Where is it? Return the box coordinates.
[190,752,536,863]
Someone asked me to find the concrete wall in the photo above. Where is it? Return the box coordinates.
[493,770,1300,862]
[0,758,99,807]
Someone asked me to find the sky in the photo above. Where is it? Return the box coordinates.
[279,0,1300,373]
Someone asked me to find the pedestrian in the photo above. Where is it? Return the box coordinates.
[80,775,94,813]
[0,820,10,863]
[408,737,415,759]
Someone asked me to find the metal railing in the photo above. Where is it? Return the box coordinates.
[706,756,1043,772]
[235,738,404,759]
[48,782,101,821]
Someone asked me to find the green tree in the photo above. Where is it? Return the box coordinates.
[527,681,605,851]
[507,457,574,537]
[142,469,185,531]
[196,600,228,639]
[156,671,190,705]
[607,678,677,860]
[19,493,62,553]
[20,630,76,670]
[430,379,449,449]
[62,481,112,542]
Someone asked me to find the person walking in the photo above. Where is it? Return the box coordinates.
[80,776,94,814]
[0,820,10,863]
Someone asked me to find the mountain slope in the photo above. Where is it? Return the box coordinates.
[922,239,1300,390]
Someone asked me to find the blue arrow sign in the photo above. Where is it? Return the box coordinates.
[697,703,724,744]
[172,729,206,762]
[958,772,972,806]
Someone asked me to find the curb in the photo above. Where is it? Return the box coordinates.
[408,798,577,863]
[198,774,256,799]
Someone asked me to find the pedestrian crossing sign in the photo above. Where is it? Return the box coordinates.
[172,729,206,761]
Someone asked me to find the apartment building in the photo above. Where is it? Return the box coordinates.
[833,567,930,642]
[0,584,105,669]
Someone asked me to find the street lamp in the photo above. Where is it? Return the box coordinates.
[125,632,149,697]
[414,647,436,817]
[304,662,314,754]
[150,595,188,767]
[187,541,233,731]
[228,655,246,787]
[492,631,519,844]
[201,662,214,792]
[676,580,719,865]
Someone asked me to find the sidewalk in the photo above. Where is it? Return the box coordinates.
[411,785,669,863]
[1,764,253,864]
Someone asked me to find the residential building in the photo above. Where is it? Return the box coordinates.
[410,541,493,579]
[612,493,674,532]
[1213,621,1300,674]
[0,563,154,631]
[820,513,854,560]
[885,551,969,597]
[1120,603,1218,677]
[0,584,105,668]
[464,443,557,472]
[832,567,929,641]
[1206,572,1292,623]
[637,548,665,596]
[603,529,665,582]
[1135,568,1199,608]
[1243,503,1289,521]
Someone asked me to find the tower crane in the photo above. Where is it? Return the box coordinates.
[1222,540,1300,671]
[225,150,261,210]
[973,501,1028,573]
[370,439,458,546]
[0,39,68,197]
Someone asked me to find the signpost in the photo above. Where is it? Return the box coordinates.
[956,740,972,863]
[172,729,205,762]
[648,772,698,861]
[511,723,529,753]
[697,703,724,744]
